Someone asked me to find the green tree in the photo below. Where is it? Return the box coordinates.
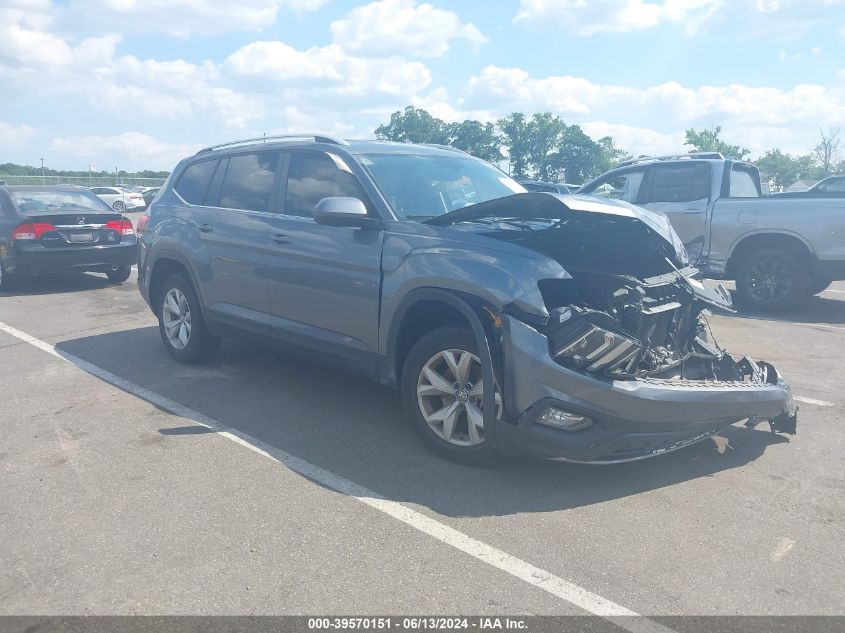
[526,112,566,181]
[444,120,503,163]
[374,106,449,144]
[496,112,532,178]
[552,125,617,184]
[684,126,750,160]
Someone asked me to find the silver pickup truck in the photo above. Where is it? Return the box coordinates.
[579,153,845,309]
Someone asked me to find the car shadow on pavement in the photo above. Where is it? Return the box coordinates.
[726,292,845,326]
[0,272,118,297]
[56,326,792,519]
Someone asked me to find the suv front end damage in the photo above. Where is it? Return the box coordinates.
[429,193,798,462]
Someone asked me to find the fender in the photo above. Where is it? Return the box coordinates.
[146,247,213,324]
[725,228,817,264]
[383,287,501,449]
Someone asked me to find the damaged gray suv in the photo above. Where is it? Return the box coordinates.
[138,135,797,465]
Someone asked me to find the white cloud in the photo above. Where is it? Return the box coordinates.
[581,122,685,156]
[466,65,845,127]
[0,121,37,148]
[68,0,329,36]
[330,0,487,57]
[514,0,723,35]
[51,132,203,169]
[225,41,432,97]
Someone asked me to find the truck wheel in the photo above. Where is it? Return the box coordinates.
[157,273,221,363]
[401,327,502,466]
[735,249,808,310]
[805,278,833,296]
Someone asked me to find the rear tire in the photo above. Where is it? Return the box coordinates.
[0,262,15,292]
[113,201,125,212]
[106,265,132,283]
[401,327,502,466]
[735,249,808,310]
[157,273,220,363]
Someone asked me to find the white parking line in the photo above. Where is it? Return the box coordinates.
[0,318,670,633]
[794,396,836,407]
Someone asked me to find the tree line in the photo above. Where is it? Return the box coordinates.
[0,163,170,180]
[375,106,843,189]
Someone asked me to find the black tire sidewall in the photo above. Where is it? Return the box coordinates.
[400,327,500,466]
[106,265,131,283]
[157,273,219,363]
[735,249,808,310]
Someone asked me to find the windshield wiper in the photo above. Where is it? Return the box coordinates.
[405,214,437,221]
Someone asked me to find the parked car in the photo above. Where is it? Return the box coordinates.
[517,179,573,195]
[0,185,137,289]
[769,175,845,198]
[90,186,146,212]
[579,153,845,309]
[142,187,160,208]
[137,135,796,465]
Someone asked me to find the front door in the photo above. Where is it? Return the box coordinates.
[265,150,384,374]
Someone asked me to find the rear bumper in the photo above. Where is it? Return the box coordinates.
[497,316,797,462]
[10,241,137,276]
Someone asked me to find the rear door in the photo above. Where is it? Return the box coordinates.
[182,153,280,335]
[264,150,384,374]
[637,162,712,264]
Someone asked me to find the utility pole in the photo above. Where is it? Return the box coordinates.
[40,158,45,184]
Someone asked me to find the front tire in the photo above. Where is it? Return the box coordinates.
[735,249,808,310]
[106,265,131,283]
[157,273,220,363]
[401,327,502,466]
[113,201,125,212]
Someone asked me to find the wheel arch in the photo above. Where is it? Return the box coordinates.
[147,251,207,321]
[725,231,815,279]
[384,288,502,448]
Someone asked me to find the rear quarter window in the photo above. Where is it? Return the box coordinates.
[175,159,219,205]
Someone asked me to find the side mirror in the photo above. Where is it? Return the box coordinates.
[313,197,379,228]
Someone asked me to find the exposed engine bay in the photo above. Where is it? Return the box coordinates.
[429,192,787,384]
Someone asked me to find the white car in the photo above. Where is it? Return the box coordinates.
[89,186,146,212]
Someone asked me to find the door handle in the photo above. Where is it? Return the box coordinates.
[271,233,292,244]
[198,224,214,233]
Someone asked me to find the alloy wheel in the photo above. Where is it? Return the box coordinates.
[746,259,792,304]
[416,349,502,446]
[162,288,192,350]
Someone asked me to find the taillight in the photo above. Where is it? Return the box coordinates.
[136,215,151,235]
[12,222,56,241]
[106,219,135,236]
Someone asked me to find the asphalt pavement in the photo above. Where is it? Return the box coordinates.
[1,268,843,617]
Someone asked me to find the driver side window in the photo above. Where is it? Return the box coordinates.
[591,170,644,203]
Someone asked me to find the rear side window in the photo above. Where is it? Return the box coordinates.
[219,152,279,212]
[285,152,368,218]
[729,167,761,198]
[644,164,710,203]
[175,160,218,205]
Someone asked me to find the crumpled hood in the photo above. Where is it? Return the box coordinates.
[426,192,690,267]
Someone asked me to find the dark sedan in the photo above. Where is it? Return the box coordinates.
[0,185,137,290]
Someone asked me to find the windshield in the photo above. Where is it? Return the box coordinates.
[10,189,114,215]
[359,153,526,220]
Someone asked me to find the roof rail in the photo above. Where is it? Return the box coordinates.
[422,143,471,156]
[196,133,349,155]
[618,152,725,167]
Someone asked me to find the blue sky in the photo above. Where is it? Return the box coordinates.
[1,0,843,171]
